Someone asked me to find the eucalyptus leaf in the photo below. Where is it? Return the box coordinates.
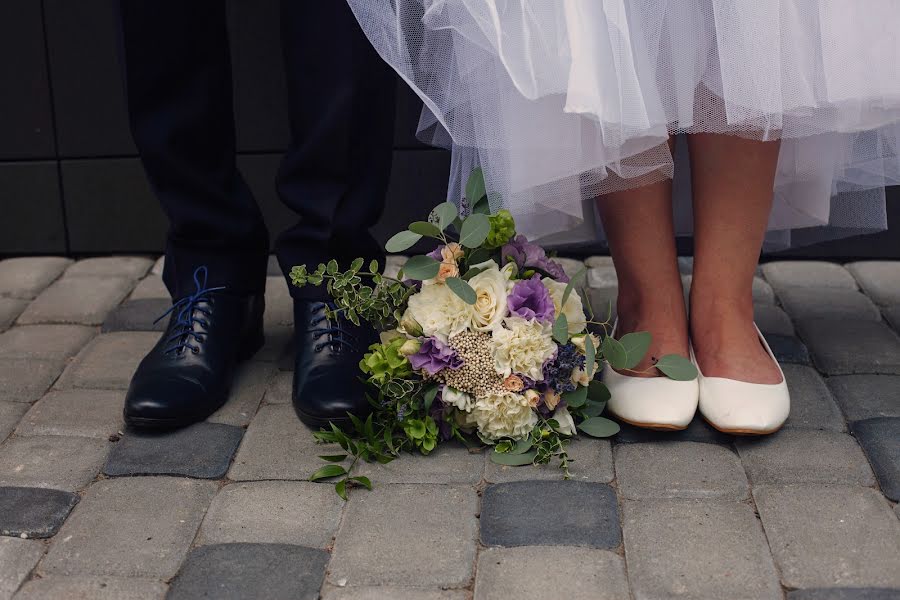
[588,380,611,403]
[620,331,652,369]
[561,267,586,306]
[385,230,422,253]
[577,417,621,438]
[510,438,534,455]
[408,221,443,238]
[458,214,491,248]
[601,336,627,370]
[553,313,569,344]
[655,354,698,381]
[310,464,347,481]
[401,255,441,280]
[585,334,597,378]
[466,167,487,205]
[462,266,487,281]
[582,400,607,417]
[563,385,588,408]
[446,277,477,305]
[433,202,458,231]
[490,449,537,466]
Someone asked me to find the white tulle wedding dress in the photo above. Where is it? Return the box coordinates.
[348,0,900,248]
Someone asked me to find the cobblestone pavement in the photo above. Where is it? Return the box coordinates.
[1,255,899,599]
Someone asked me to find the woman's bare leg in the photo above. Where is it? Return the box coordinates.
[597,168,689,376]
[687,133,782,383]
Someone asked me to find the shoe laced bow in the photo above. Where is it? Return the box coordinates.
[308,302,359,353]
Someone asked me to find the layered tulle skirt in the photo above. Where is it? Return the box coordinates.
[348,0,900,248]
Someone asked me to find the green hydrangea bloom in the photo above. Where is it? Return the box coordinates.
[360,337,413,384]
[484,209,516,249]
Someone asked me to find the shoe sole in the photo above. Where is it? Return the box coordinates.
[124,331,266,430]
[608,411,689,432]
[293,406,356,431]
[702,416,783,436]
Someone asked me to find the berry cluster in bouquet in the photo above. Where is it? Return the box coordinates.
[291,170,696,499]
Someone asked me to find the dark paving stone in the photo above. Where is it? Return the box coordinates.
[788,589,900,600]
[828,375,900,422]
[797,319,900,375]
[851,418,900,502]
[766,334,812,366]
[167,543,328,600]
[104,422,244,479]
[0,486,78,538]
[480,481,620,549]
[101,298,170,333]
[614,416,734,445]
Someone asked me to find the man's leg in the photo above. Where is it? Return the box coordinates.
[275,0,397,427]
[118,0,268,428]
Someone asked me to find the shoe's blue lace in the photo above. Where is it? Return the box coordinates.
[308,301,359,353]
[154,266,226,355]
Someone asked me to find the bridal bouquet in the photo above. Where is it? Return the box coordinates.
[291,170,695,499]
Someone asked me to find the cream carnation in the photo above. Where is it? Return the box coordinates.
[472,391,538,440]
[405,282,472,342]
[543,278,587,334]
[443,387,475,412]
[467,260,509,332]
[490,316,557,381]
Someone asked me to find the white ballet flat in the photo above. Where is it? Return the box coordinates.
[603,321,699,431]
[693,324,790,435]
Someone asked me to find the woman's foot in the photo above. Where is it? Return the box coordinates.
[689,295,783,384]
[614,288,690,377]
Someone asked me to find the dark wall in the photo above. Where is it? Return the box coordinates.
[0,0,897,259]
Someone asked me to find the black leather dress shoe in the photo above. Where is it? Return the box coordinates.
[292,300,378,429]
[124,267,265,429]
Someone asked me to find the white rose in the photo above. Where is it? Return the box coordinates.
[443,387,475,412]
[543,278,587,334]
[467,260,509,332]
[472,391,538,440]
[552,405,577,436]
[490,316,557,381]
[405,282,472,342]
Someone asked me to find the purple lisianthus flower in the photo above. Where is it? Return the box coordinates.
[427,245,444,261]
[409,337,464,376]
[507,275,555,322]
[501,235,570,283]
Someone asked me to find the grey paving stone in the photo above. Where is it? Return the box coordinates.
[128,275,168,301]
[736,429,874,487]
[615,441,749,501]
[615,415,734,445]
[753,276,776,304]
[622,498,782,600]
[322,586,467,600]
[356,442,484,484]
[167,543,328,600]
[263,371,292,404]
[584,255,614,268]
[0,536,44,599]
[42,477,216,578]
[266,254,280,276]
[0,487,79,538]
[0,298,27,332]
[554,257,587,283]
[778,286,881,321]
[207,362,274,427]
[474,547,628,600]
[851,418,900,501]
[197,481,343,548]
[16,390,123,439]
[253,325,292,364]
[17,276,134,326]
[587,266,617,289]
[104,422,243,479]
[755,303,795,336]
[484,438,613,483]
[0,402,27,443]
[829,375,900,421]
[13,576,168,600]
[585,287,617,322]
[677,256,694,274]
[100,299,169,333]
[0,257,71,300]
[797,318,900,375]
[383,255,407,279]
[229,405,337,481]
[329,484,476,587]
[0,325,95,361]
[761,261,858,291]
[480,480,619,548]
[782,364,847,431]
[788,590,900,600]
[847,261,900,306]
[754,484,900,588]
[0,359,64,404]
[0,435,108,491]
[885,305,900,333]
[56,332,159,390]
[766,334,812,366]
[64,257,154,280]
[264,276,293,329]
